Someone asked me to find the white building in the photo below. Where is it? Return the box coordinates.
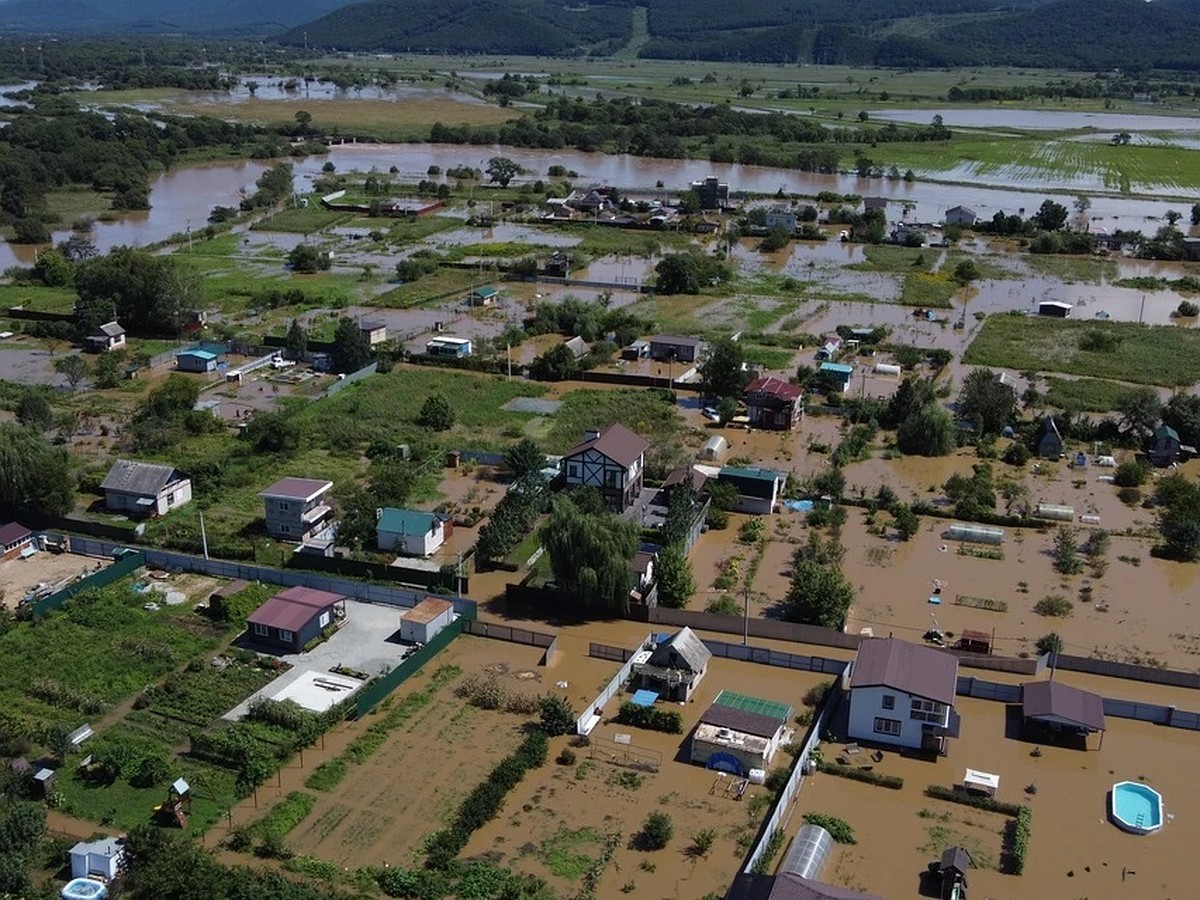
[562,422,649,512]
[101,459,192,517]
[846,638,959,755]
[399,597,455,644]
[376,508,446,557]
[70,836,125,881]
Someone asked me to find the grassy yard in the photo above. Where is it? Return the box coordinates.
[0,284,78,314]
[965,314,1200,386]
[546,387,694,456]
[1024,253,1119,284]
[1043,376,1136,412]
[252,207,356,234]
[899,272,956,308]
[373,266,494,307]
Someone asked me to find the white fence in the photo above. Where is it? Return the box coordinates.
[576,634,652,735]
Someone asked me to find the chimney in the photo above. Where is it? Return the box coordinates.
[584,428,601,441]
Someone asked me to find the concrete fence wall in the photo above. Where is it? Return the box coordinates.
[578,635,652,734]
[702,639,850,676]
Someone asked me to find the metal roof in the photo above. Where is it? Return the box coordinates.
[178,349,218,361]
[259,477,333,502]
[745,375,802,401]
[377,508,437,535]
[819,362,855,375]
[1021,679,1106,732]
[700,703,786,739]
[851,638,958,706]
[403,597,454,625]
[101,459,182,497]
[713,690,793,723]
[940,845,972,875]
[649,333,704,348]
[647,626,711,673]
[247,586,341,633]
[95,321,125,337]
[0,522,31,545]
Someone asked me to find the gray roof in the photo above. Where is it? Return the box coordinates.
[768,874,885,900]
[851,638,958,706]
[648,626,711,674]
[71,836,124,858]
[564,422,650,468]
[1021,679,1106,732]
[260,477,333,501]
[940,845,972,875]
[101,459,182,497]
[700,704,785,739]
[1037,416,1062,442]
[95,321,125,337]
[564,336,589,359]
[650,333,704,348]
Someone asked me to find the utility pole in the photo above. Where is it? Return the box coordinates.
[742,585,750,646]
[199,511,209,560]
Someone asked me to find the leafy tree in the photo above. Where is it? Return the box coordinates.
[286,243,330,273]
[1155,475,1200,561]
[529,343,580,381]
[698,335,750,401]
[294,109,313,133]
[1031,199,1069,231]
[244,411,301,457]
[1035,633,1064,656]
[896,404,955,456]
[636,812,674,850]
[541,496,639,612]
[538,695,575,736]
[486,156,523,187]
[760,224,791,252]
[1053,526,1082,575]
[505,438,545,479]
[655,253,701,294]
[369,457,417,508]
[957,368,1017,435]
[1193,203,1200,227]
[892,502,920,540]
[943,464,997,520]
[331,316,371,373]
[54,354,88,389]
[128,374,218,452]
[1117,386,1163,442]
[32,248,72,286]
[654,544,695,609]
[15,392,53,432]
[883,377,937,428]
[11,218,50,244]
[0,424,73,516]
[416,394,455,431]
[1113,459,1149,488]
[782,560,854,628]
[58,234,98,263]
[661,480,698,548]
[1163,393,1200,448]
[93,349,123,388]
[284,319,308,361]
[952,259,980,286]
[75,247,200,335]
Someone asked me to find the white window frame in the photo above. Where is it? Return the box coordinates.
[253,623,269,637]
[279,629,294,644]
[318,611,331,629]
[910,697,944,723]
[873,717,901,737]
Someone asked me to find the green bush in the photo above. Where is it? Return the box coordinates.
[556,748,577,766]
[816,761,904,789]
[1006,805,1032,875]
[247,791,317,842]
[304,759,347,792]
[801,812,856,844]
[636,812,674,850]
[924,784,1025,817]
[616,702,683,734]
[1033,593,1073,617]
[1113,460,1149,488]
[539,694,576,736]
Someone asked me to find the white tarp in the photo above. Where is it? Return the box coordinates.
[964,768,1000,793]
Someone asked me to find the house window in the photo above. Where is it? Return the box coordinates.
[167,492,176,506]
[253,623,269,637]
[277,501,291,512]
[910,698,944,723]
[279,524,291,535]
[873,717,901,737]
[568,464,579,478]
[279,629,294,644]
[881,694,895,710]
[605,469,619,488]
[319,611,331,628]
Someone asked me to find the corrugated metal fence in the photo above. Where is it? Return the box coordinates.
[31,550,146,618]
[703,639,850,676]
[578,635,652,734]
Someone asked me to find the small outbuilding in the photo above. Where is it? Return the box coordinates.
[1037,300,1073,318]
[359,321,388,346]
[690,690,794,776]
[426,337,472,358]
[70,837,125,882]
[1021,679,1106,747]
[246,586,344,654]
[376,507,446,557]
[175,349,220,373]
[1149,424,1195,467]
[0,522,34,561]
[399,597,455,644]
[938,845,972,900]
[633,627,711,702]
[701,435,728,462]
[818,362,854,393]
[86,321,126,353]
[469,286,500,307]
[716,466,784,515]
[1035,416,1063,459]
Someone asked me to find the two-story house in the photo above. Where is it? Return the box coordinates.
[846,638,959,755]
[744,376,803,431]
[259,477,334,542]
[101,459,192,517]
[562,423,649,512]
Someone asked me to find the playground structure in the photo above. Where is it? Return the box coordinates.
[708,771,750,800]
[154,778,192,828]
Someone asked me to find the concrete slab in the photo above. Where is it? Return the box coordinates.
[270,670,363,713]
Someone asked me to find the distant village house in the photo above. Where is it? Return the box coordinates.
[376,507,447,557]
[102,459,192,517]
[744,376,803,431]
[86,321,125,353]
[259,477,334,542]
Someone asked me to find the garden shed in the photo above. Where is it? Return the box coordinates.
[70,837,125,881]
[399,597,455,644]
[701,435,727,461]
[633,627,711,702]
[1021,679,1106,747]
[690,691,793,775]
[1035,416,1063,459]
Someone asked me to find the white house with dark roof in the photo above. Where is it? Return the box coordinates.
[562,423,649,511]
[101,459,192,517]
[359,320,388,346]
[649,334,704,363]
[846,638,959,754]
[259,477,334,541]
[87,321,126,353]
[632,626,712,702]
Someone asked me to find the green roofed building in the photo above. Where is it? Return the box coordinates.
[691,689,795,776]
[376,507,446,557]
[717,466,784,515]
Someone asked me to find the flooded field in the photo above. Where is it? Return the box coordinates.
[875,108,1200,133]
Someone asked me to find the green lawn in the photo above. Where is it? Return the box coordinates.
[373,267,495,307]
[252,207,355,234]
[965,314,1200,386]
[546,387,694,456]
[1024,253,1119,284]
[0,284,77,314]
[899,272,956,308]
[1043,376,1136,412]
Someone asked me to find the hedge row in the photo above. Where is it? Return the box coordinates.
[424,730,549,869]
[616,702,683,734]
[1005,806,1033,875]
[817,761,904,789]
[925,784,1024,817]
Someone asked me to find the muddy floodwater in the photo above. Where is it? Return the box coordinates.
[875,107,1200,132]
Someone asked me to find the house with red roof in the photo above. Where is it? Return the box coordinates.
[259,477,334,542]
[744,376,803,431]
[562,423,650,511]
[246,586,344,653]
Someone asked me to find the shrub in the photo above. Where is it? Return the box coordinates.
[690,828,716,857]
[1174,300,1199,318]
[1113,460,1149,487]
[1005,806,1033,875]
[129,755,170,789]
[924,784,1024,816]
[539,694,576,736]
[801,812,856,844]
[616,702,683,734]
[705,593,740,616]
[636,812,674,850]
[1035,632,1063,656]
[304,759,347,792]
[802,681,833,707]
[247,791,317,842]
[557,748,577,766]
[1003,442,1030,466]
[816,761,904,789]
[1033,594,1073,617]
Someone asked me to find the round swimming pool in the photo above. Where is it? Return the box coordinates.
[1111,781,1163,835]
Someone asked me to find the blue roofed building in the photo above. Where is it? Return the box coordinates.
[176,348,221,373]
[818,361,855,393]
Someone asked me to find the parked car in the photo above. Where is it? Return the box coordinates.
[701,407,721,422]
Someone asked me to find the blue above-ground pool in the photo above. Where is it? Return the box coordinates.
[1111,781,1164,834]
[61,879,108,900]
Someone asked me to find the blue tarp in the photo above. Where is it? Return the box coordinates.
[784,500,814,513]
[631,689,659,707]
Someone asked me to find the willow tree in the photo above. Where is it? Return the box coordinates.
[541,496,639,613]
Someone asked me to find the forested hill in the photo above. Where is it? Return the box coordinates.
[284,0,1200,70]
[0,0,357,34]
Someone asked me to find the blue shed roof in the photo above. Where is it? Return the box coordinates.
[178,349,218,361]
[819,362,854,375]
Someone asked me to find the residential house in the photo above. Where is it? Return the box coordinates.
[693,217,719,234]
[1149,424,1195,466]
[0,522,33,561]
[1021,679,1106,747]
[621,339,650,360]
[359,320,388,346]
[744,376,803,430]
[632,627,712,701]
[716,466,784,515]
[69,836,126,882]
[863,196,888,212]
[690,176,729,210]
[376,507,446,557]
[567,188,615,214]
[690,690,793,775]
[562,422,649,511]
[944,205,979,227]
[563,335,590,360]
[764,209,797,234]
[846,638,959,754]
[649,334,704,363]
[816,336,842,360]
[892,224,927,246]
[727,872,884,900]
[425,337,472,358]
[176,348,221,373]
[259,477,334,541]
[86,321,126,353]
[543,251,571,278]
[246,586,343,653]
[399,597,455,644]
[101,459,192,517]
[468,287,499,307]
[818,362,855,394]
[1035,416,1063,459]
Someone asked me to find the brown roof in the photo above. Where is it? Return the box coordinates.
[247,586,342,633]
[851,638,958,706]
[1021,679,1106,732]
[767,874,885,900]
[564,423,650,468]
[212,579,251,599]
[662,466,708,493]
[260,477,333,502]
[699,704,785,739]
[745,375,802,401]
[0,522,32,545]
[403,597,454,625]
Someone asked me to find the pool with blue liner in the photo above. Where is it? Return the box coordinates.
[1110,780,1163,834]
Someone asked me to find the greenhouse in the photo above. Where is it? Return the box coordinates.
[945,523,1005,545]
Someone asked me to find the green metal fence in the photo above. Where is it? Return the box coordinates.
[354,604,477,718]
[31,550,146,618]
